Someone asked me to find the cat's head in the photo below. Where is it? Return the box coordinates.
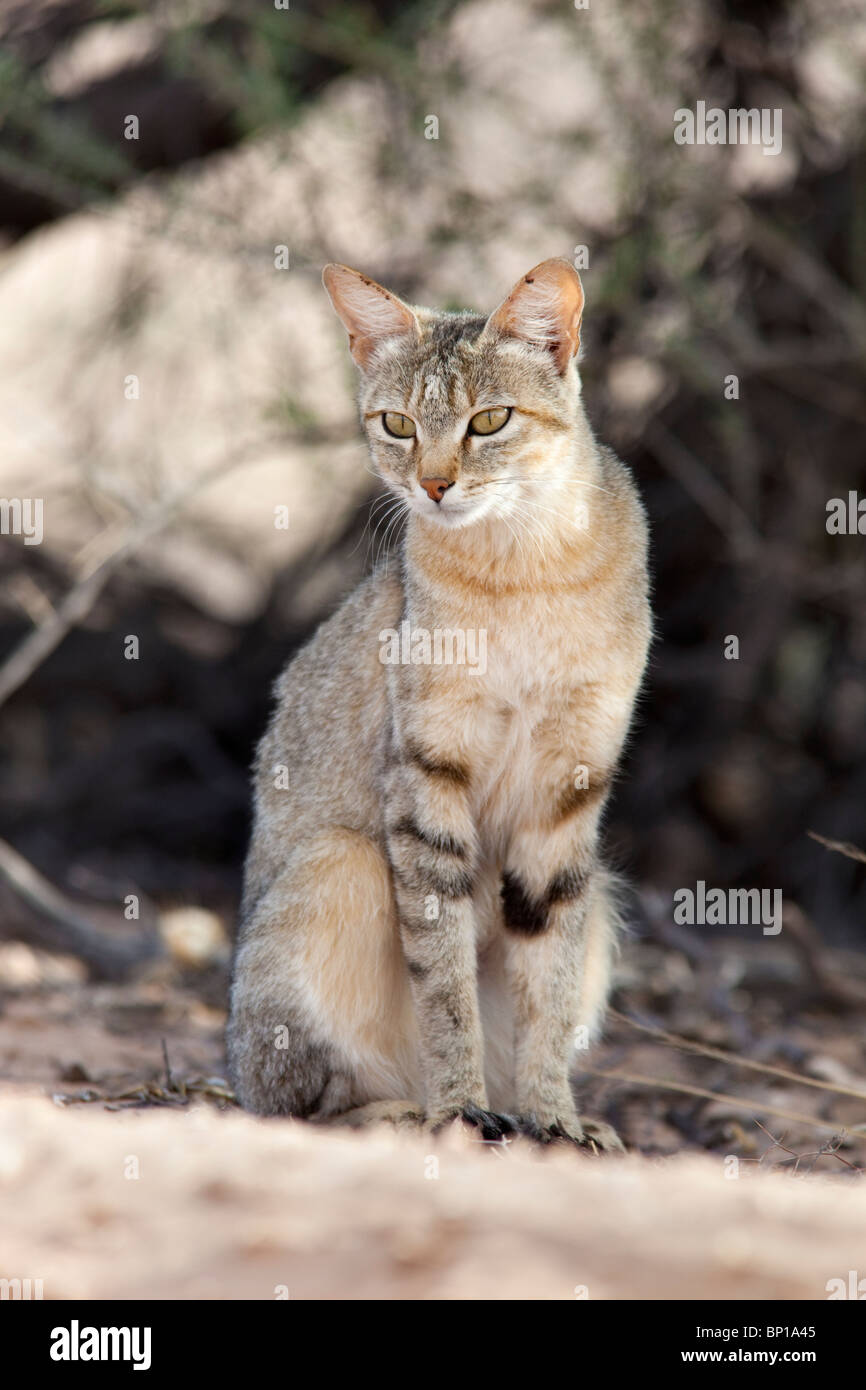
[323,258,585,530]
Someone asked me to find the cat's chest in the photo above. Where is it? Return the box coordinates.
[473,589,609,702]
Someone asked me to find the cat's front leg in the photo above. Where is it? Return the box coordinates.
[385,742,517,1140]
[502,799,622,1151]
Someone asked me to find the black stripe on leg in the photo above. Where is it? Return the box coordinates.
[547,865,589,903]
[501,872,548,935]
[389,816,467,859]
[390,858,475,903]
[404,743,471,789]
[501,865,589,935]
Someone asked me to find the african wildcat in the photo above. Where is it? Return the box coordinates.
[227,258,651,1146]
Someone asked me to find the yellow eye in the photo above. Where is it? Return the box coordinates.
[382,412,416,438]
[468,406,511,436]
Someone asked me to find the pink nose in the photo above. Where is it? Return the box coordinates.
[419,477,453,503]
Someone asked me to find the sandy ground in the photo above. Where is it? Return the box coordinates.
[2,941,865,1301]
[1,1087,865,1301]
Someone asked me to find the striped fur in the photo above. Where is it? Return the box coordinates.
[227,259,651,1145]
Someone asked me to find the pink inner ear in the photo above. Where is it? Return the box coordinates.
[489,260,584,372]
[323,265,418,368]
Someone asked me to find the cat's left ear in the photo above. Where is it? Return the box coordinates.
[483,258,584,374]
[322,263,420,369]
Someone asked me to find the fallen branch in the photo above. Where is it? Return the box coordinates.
[753,1121,862,1176]
[0,836,160,980]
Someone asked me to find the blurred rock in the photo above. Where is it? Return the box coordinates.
[159,907,230,970]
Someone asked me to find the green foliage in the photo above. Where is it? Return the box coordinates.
[0,51,133,206]
[1,0,458,215]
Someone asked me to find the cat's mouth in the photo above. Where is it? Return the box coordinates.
[379,475,496,529]
[413,496,489,528]
[408,482,493,529]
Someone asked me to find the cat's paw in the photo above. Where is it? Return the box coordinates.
[428,1103,520,1142]
[518,1110,585,1147]
[580,1116,626,1154]
[518,1111,625,1154]
[460,1103,521,1141]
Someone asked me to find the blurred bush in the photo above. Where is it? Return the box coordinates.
[0,0,863,948]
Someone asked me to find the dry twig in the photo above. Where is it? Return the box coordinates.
[608,1008,866,1105]
[807,830,866,867]
[0,435,285,711]
[585,1066,852,1136]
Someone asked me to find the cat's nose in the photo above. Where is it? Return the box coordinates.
[419,477,454,503]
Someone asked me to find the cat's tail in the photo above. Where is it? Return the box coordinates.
[314,1100,425,1131]
[576,864,629,1042]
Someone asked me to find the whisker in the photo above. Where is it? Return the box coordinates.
[466,484,564,531]
[502,503,547,563]
[477,475,615,499]
[378,502,408,574]
[370,498,404,571]
[499,511,526,565]
[471,480,601,532]
[369,493,400,522]
[485,491,577,524]
[347,490,400,563]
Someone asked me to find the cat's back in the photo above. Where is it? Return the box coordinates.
[270,565,403,726]
[596,444,652,634]
[242,566,403,905]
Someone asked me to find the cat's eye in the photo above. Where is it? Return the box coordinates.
[382,412,416,438]
[468,406,511,436]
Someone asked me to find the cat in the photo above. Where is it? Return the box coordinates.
[226,257,651,1148]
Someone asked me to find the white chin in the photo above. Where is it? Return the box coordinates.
[416,501,488,529]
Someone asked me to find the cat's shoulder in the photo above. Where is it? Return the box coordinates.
[597,444,649,536]
[276,565,402,685]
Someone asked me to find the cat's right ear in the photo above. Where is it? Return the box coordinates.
[483,258,584,374]
[322,264,419,369]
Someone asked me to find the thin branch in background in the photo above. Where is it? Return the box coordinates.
[585,1067,852,1136]
[643,420,762,561]
[0,434,286,712]
[608,1008,866,1104]
[5,573,56,627]
[746,212,866,354]
[808,830,866,867]
[0,835,159,979]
